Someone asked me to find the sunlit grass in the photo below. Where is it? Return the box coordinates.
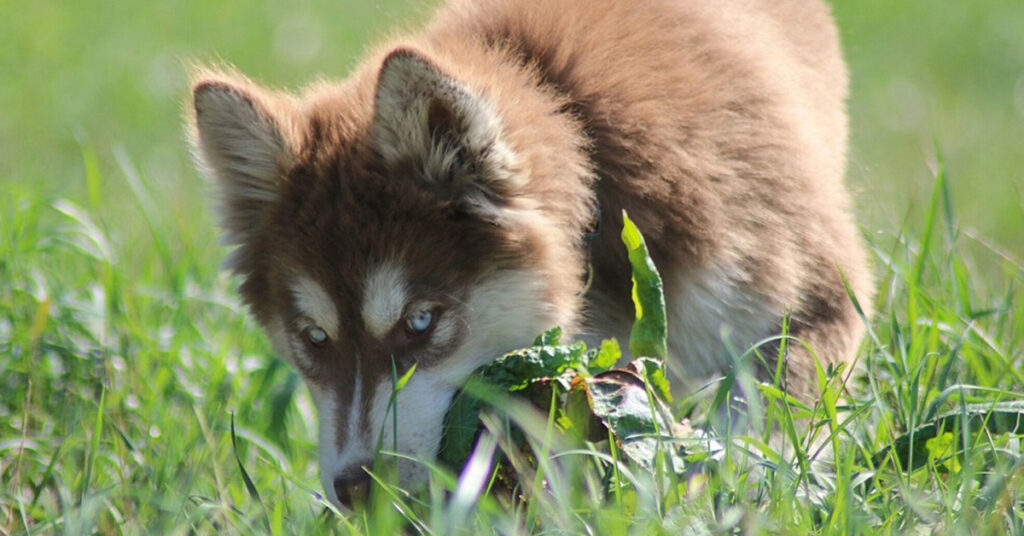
[2,151,1023,533]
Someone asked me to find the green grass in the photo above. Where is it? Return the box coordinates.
[2,0,1024,534]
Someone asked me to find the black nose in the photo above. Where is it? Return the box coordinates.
[333,470,372,507]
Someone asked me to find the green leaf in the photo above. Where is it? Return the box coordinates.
[636,357,672,403]
[75,134,102,211]
[584,369,685,474]
[81,387,105,504]
[439,378,506,469]
[533,327,564,346]
[620,211,667,359]
[230,413,265,512]
[439,329,590,469]
[482,340,589,392]
[562,378,603,442]
[925,432,961,473]
[871,401,1024,470]
[394,362,418,392]
[591,338,621,372]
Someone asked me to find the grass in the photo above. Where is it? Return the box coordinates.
[2,0,1024,534]
[3,164,1023,534]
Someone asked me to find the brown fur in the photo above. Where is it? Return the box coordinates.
[187,0,873,501]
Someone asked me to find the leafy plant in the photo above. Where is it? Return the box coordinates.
[439,212,697,483]
[437,208,1024,521]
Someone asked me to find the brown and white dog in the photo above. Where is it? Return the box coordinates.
[186,0,873,508]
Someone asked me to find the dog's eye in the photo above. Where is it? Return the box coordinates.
[405,309,434,335]
[304,325,329,345]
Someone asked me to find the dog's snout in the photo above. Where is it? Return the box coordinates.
[333,469,372,507]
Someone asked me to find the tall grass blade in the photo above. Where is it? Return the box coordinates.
[80,387,105,506]
[113,145,174,279]
[230,413,270,532]
[913,158,946,285]
[74,133,103,212]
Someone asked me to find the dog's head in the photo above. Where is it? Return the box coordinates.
[186,49,589,508]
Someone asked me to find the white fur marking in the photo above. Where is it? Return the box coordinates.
[431,315,458,347]
[317,364,367,509]
[315,391,342,506]
[362,263,408,338]
[345,369,363,454]
[666,267,780,390]
[367,368,457,486]
[290,276,339,339]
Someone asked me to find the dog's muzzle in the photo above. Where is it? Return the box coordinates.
[333,468,372,508]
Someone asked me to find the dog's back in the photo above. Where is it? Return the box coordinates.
[418,0,872,392]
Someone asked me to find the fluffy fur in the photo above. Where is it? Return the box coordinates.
[186,0,873,509]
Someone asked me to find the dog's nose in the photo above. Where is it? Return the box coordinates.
[333,470,372,507]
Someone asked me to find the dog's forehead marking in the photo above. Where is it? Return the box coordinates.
[362,262,408,338]
[290,275,340,339]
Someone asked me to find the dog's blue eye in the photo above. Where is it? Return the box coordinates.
[405,309,433,334]
[305,326,328,345]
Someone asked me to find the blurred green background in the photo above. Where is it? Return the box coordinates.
[2,0,1023,257]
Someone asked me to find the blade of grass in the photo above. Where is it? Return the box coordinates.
[74,132,103,212]
[229,412,269,532]
[80,387,105,506]
[113,145,175,284]
[913,158,945,285]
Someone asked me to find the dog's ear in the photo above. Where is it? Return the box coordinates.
[188,73,297,250]
[371,48,521,213]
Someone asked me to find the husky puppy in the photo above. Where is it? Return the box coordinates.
[186,0,873,508]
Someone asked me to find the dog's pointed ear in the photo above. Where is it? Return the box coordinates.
[188,74,297,250]
[371,48,521,211]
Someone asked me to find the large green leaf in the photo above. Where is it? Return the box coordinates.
[439,377,506,469]
[482,327,590,391]
[620,211,667,360]
[871,401,1024,470]
[439,328,599,467]
[583,363,685,474]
